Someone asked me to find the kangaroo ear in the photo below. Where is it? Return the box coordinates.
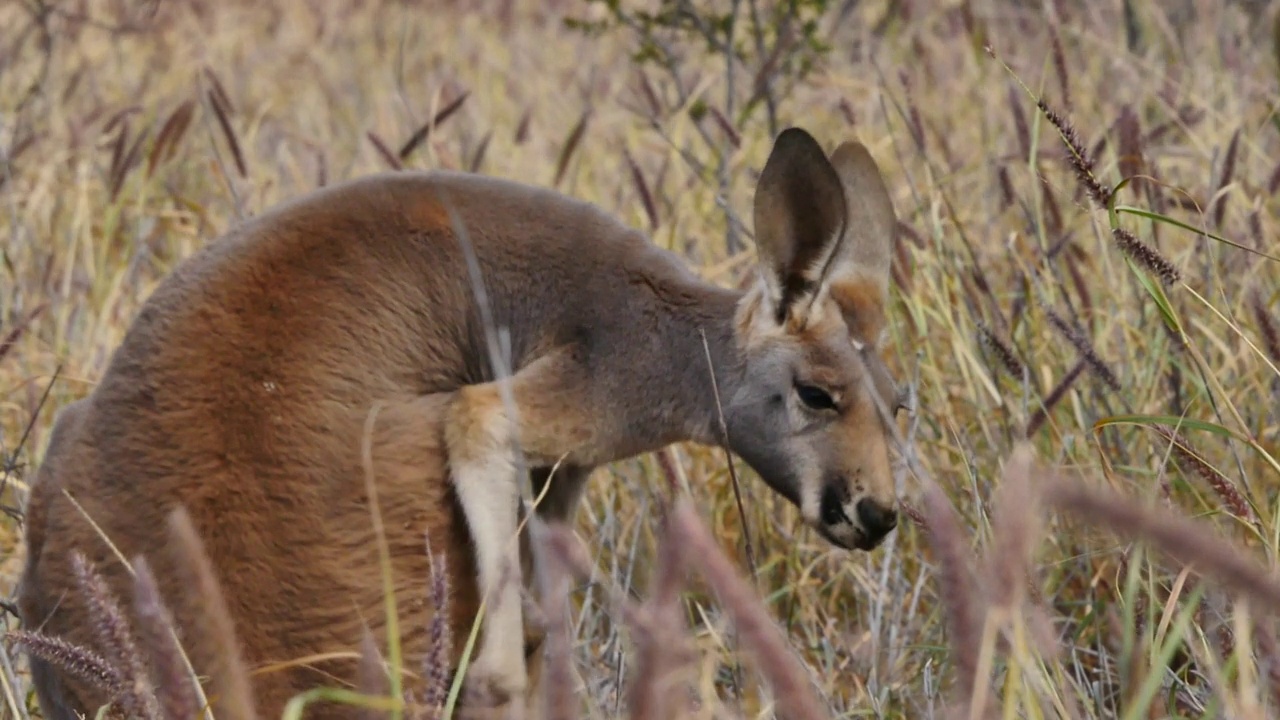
[751,127,848,324]
[819,140,898,345]
[824,140,897,303]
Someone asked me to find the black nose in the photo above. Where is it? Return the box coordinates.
[856,498,899,541]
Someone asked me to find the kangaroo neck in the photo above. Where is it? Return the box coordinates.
[645,267,751,449]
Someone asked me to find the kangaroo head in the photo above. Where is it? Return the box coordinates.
[726,127,905,552]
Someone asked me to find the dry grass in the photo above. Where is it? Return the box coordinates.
[2,0,1280,718]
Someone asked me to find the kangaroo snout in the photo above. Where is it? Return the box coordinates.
[816,479,898,551]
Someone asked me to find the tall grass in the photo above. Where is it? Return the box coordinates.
[2,0,1279,718]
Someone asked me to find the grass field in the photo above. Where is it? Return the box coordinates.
[2,0,1280,718]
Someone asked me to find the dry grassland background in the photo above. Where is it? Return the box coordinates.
[2,0,1280,718]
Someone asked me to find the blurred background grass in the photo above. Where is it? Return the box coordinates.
[2,0,1279,717]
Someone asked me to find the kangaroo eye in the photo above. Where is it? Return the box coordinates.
[795,383,837,411]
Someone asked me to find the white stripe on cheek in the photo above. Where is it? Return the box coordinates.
[796,450,823,524]
[801,481,821,524]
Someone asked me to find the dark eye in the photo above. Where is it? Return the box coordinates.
[796,383,837,411]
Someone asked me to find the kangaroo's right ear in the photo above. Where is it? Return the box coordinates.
[751,127,848,326]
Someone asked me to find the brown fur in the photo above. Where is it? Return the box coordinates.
[19,392,496,718]
[827,278,888,346]
[17,127,908,720]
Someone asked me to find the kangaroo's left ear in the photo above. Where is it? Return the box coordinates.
[821,141,898,345]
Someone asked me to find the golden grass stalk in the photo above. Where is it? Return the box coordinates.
[535,520,579,720]
[1044,479,1280,612]
[668,499,829,720]
[357,628,390,720]
[919,482,984,714]
[625,509,695,720]
[132,557,202,720]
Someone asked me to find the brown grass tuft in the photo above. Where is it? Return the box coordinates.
[898,70,926,152]
[1152,424,1254,523]
[1115,105,1143,194]
[367,132,405,171]
[146,99,196,178]
[0,304,47,365]
[982,445,1042,610]
[399,91,470,161]
[1063,249,1094,320]
[107,121,148,202]
[1046,19,1071,111]
[1211,128,1241,229]
[553,110,591,188]
[706,106,741,149]
[1267,160,1280,195]
[1006,84,1030,159]
[1026,358,1086,436]
[623,148,658,231]
[469,131,492,174]
[1042,305,1121,391]
[1035,98,1110,209]
[514,108,533,145]
[202,67,235,116]
[1255,621,1280,708]
[1252,291,1280,365]
[976,321,1024,379]
[207,88,246,178]
[419,543,452,718]
[5,631,124,703]
[1111,226,1181,285]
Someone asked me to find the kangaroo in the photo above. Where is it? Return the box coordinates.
[16,126,907,720]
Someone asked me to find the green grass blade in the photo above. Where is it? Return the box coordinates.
[281,688,401,720]
[1093,414,1242,440]
[1113,205,1280,263]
